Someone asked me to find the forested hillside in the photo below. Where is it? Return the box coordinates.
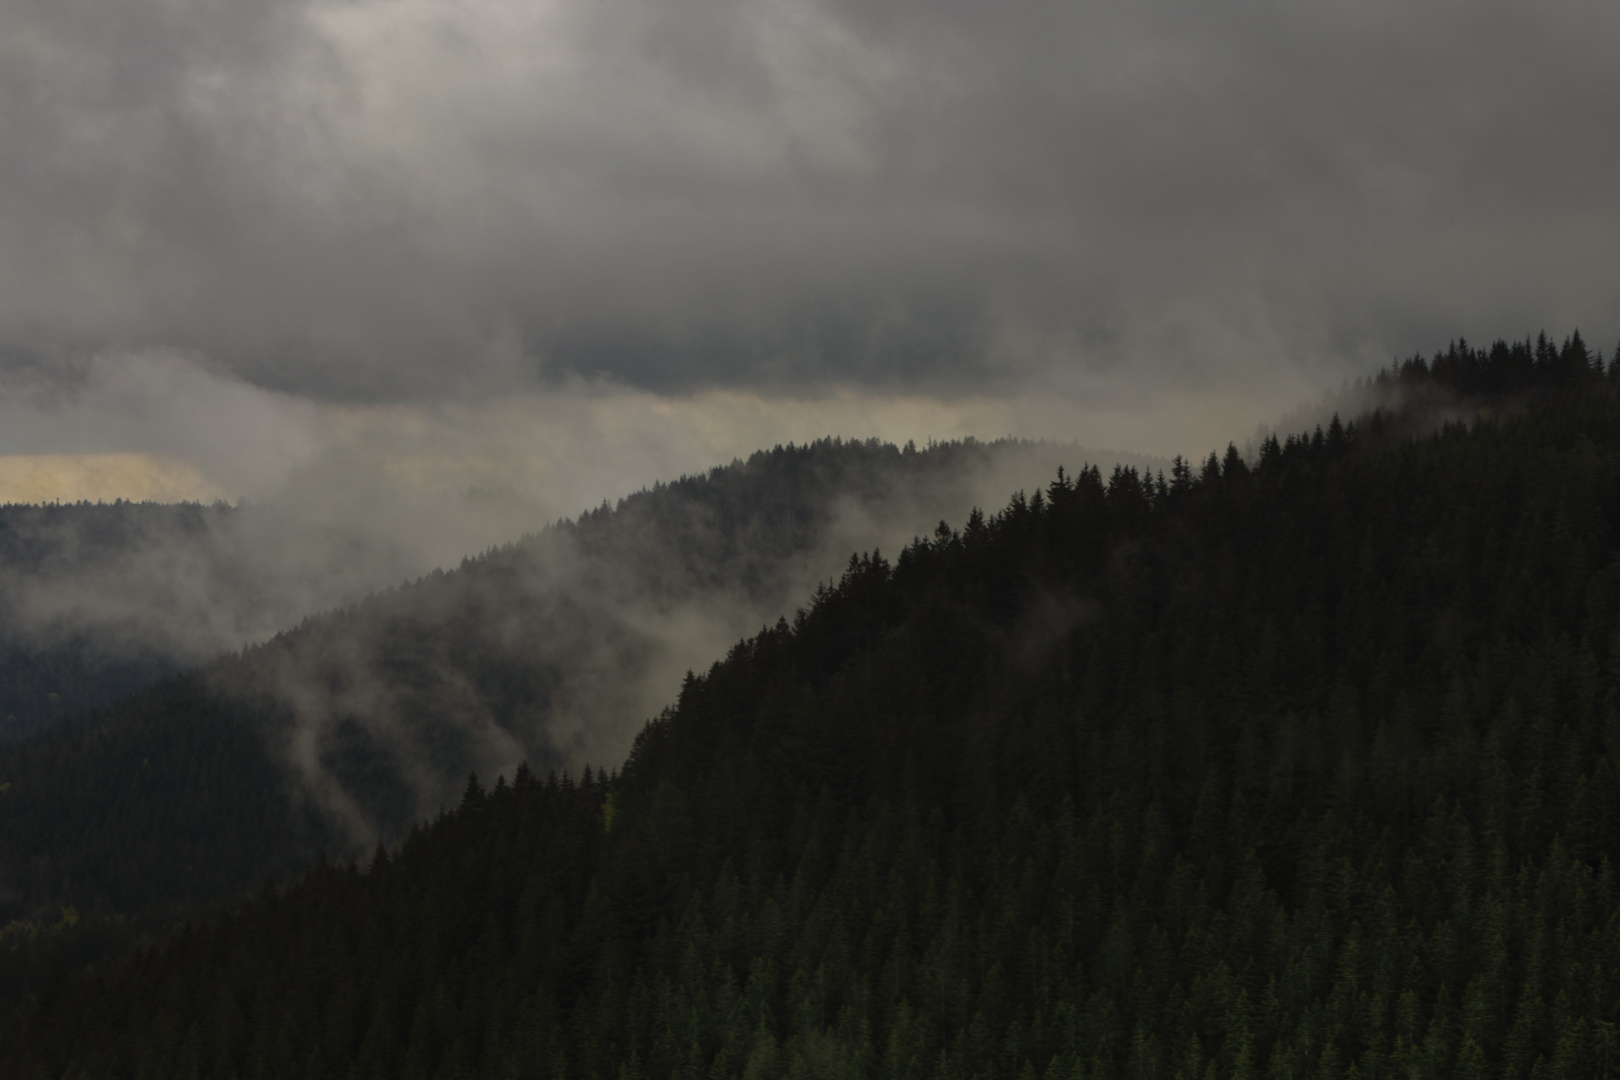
[6,333,1619,1078]
[0,437,1114,998]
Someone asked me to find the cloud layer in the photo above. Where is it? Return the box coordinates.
[4,0,1614,410]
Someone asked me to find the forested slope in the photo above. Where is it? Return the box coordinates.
[0,438,1103,955]
[7,335,1619,1078]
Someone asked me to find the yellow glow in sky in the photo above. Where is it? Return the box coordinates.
[0,454,226,506]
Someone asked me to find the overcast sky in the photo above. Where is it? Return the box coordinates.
[2,0,1616,513]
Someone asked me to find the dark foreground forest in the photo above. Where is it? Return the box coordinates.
[0,437,1097,922]
[0,436,1112,1024]
[7,334,1620,1078]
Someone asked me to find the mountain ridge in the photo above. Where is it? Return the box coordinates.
[5,332,1618,1075]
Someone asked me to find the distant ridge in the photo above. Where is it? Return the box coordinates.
[0,435,1151,1011]
[7,336,1620,1075]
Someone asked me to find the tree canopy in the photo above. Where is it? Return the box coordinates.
[7,334,1620,1077]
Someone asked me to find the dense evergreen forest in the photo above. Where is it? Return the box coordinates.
[6,332,1619,1077]
[0,437,1102,1017]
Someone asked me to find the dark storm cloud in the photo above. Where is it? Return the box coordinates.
[1,0,1615,402]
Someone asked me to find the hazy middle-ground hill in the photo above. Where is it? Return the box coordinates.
[0,437,1160,933]
[6,336,1620,1078]
[0,492,553,744]
[0,501,241,742]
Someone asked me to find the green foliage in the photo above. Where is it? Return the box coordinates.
[0,438,1070,929]
[7,355,1620,1076]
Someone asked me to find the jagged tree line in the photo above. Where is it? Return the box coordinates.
[6,332,1620,1078]
[0,435,1082,1022]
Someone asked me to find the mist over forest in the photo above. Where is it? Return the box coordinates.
[3,0,1619,1068]
[0,435,1179,945]
[0,437,1166,744]
[2,335,1619,1077]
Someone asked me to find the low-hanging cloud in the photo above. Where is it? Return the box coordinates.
[1,346,1233,522]
[210,432,1175,847]
[1,349,1187,774]
[2,0,1614,410]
